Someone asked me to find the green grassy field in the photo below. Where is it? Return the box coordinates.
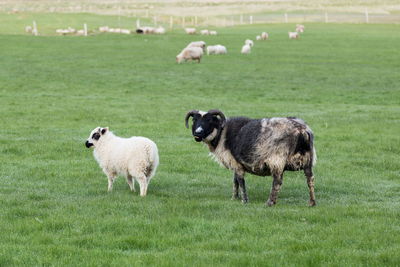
[1,13,399,266]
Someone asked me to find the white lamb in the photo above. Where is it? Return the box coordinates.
[256,35,261,41]
[186,41,206,51]
[261,32,269,40]
[25,26,33,33]
[176,47,203,63]
[245,39,254,47]
[99,26,109,33]
[121,29,131,34]
[296,24,305,33]
[200,29,210,35]
[207,45,227,55]
[85,127,159,196]
[155,26,165,34]
[289,31,299,39]
[241,44,251,54]
[209,30,217,35]
[185,28,196,34]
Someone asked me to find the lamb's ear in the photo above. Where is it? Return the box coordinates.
[101,127,109,135]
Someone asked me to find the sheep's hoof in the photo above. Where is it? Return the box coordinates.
[266,199,276,207]
[309,200,316,207]
[241,198,248,204]
[231,194,240,200]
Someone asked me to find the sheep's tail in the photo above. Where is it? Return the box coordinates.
[295,129,316,167]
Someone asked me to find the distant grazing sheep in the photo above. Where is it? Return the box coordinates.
[85,127,159,196]
[155,26,165,34]
[256,35,261,41]
[176,47,203,63]
[261,32,269,40]
[99,26,109,33]
[184,109,317,206]
[241,44,251,54]
[186,41,206,51]
[209,30,217,35]
[185,28,196,34]
[245,39,254,47]
[120,29,131,34]
[200,29,210,35]
[296,24,305,33]
[207,45,227,55]
[25,26,33,33]
[289,32,299,39]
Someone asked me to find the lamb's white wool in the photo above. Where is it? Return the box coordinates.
[256,35,261,40]
[200,29,210,35]
[176,47,203,63]
[76,29,85,35]
[141,26,155,34]
[288,31,299,39]
[241,44,251,54]
[99,26,109,32]
[206,45,227,55]
[245,39,254,47]
[25,26,33,33]
[120,29,131,34]
[296,24,305,33]
[261,32,269,40]
[185,28,196,34]
[209,30,217,35]
[186,41,206,51]
[86,127,159,196]
[67,27,76,33]
[155,26,165,34]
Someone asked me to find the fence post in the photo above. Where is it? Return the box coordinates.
[284,13,288,23]
[365,8,369,23]
[325,11,328,23]
[32,20,38,36]
[169,16,173,29]
[136,19,140,28]
[249,15,253,24]
[84,23,87,36]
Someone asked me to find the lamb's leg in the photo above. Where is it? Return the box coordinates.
[236,172,248,204]
[231,173,240,200]
[136,174,148,197]
[267,172,283,206]
[126,175,135,192]
[304,167,316,206]
[105,171,116,192]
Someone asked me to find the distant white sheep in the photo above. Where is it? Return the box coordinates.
[120,29,131,34]
[155,26,165,34]
[200,29,210,35]
[25,26,33,33]
[85,127,159,196]
[186,41,206,51]
[209,30,217,35]
[241,44,251,54]
[245,39,254,47]
[207,45,227,55]
[176,47,203,63]
[256,35,261,41]
[261,32,269,40]
[99,26,109,33]
[185,28,196,34]
[289,32,299,39]
[296,24,305,33]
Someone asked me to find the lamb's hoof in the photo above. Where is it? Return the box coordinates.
[309,200,316,207]
[266,199,276,207]
[241,198,248,204]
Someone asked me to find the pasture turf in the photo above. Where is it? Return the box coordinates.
[0,14,399,266]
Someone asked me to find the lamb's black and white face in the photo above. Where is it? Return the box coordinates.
[85,127,108,148]
[190,111,221,142]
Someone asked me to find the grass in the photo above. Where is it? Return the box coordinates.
[0,13,400,266]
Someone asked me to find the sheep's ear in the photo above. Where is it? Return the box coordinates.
[101,127,108,135]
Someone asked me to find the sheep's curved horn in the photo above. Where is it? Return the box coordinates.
[208,109,226,127]
[185,110,199,128]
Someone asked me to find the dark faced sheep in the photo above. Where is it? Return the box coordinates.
[185,109,317,206]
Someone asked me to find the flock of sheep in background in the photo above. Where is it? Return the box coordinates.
[24,22,305,62]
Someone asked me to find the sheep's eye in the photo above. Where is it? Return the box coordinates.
[92,133,100,140]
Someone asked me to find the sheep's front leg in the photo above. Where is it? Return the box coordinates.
[105,171,116,192]
[235,172,248,204]
[267,172,283,206]
[231,173,240,200]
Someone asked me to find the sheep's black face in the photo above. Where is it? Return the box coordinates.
[85,127,108,148]
[191,113,220,142]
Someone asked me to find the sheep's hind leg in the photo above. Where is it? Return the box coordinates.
[236,172,248,204]
[136,174,148,197]
[267,172,283,206]
[231,173,240,200]
[126,175,135,192]
[304,167,316,206]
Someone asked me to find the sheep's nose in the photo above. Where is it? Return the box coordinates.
[85,141,93,148]
[195,126,204,134]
